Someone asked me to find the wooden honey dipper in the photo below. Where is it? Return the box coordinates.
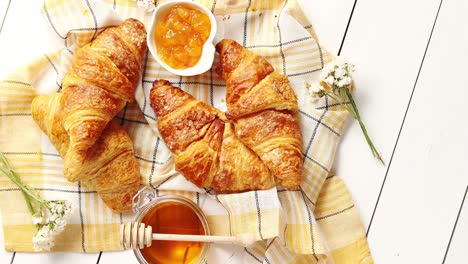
[120,222,257,249]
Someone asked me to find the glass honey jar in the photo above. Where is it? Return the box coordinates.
[132,186,210,264]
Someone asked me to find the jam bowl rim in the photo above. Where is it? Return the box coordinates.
[147,0,218,76]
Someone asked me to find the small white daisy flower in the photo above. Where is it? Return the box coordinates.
[32,216,44,225]
[342,76,353,86]
[324,76,335,86]
[336,79,346,88]
[32,225,54,251]
[136,0,155,12]
[322,61,336,75]
[308,82,324,97]
[334,68,346,79]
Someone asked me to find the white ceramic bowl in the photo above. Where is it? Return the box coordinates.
[147,0,217,76]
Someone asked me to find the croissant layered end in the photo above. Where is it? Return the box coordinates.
[97,180,140,212]
[117,18,148,62]
[70,18,147,103]
[211,123,275,193]
[216,39,304,190]
[31,94,70,157]
[215,39,244,79]
[255,144,303,190]
[216,39,274,105]
[150,80,223,155]
[150,79,193,117]
[234,110,303,190]
[226,72,298,119]
[71,48,135,102]
[173,118,225,188]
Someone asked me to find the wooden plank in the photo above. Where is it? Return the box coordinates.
[0,213,13,264]
[332,0,441,227]
[99,244,245,264]
[0,4,14,263]
[364,0,468,262]
[13,252,100,264]
[98,250,137,264]
[442,185,468,263]
[0,0,11,35]
[297,0,356,55]
[0,0,61,77]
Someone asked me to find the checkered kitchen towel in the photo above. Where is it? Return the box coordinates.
[0,0,373,263]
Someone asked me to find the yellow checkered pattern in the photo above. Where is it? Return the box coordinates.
[0,0,373,262]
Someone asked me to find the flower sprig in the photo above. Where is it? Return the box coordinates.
[135,0,156,12]
[0,152,72,251]
[306,58,384,165]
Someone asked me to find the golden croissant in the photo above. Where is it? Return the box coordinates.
[149,39,303,192]
[31,18,147,212]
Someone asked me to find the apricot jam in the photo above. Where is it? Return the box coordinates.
[140,201,206,264]
[154,4,211,69]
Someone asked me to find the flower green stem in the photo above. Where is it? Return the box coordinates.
[343,89,385,165]
[22,190,35,215]
[0,152,47,205]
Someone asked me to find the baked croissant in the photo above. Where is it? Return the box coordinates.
[216,39,303,190]
[150,80,275,193]
[149,39,302,192]
[31,18,147,211]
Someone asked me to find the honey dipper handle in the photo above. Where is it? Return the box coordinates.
[152,233,237,244]
[120,222,256,249]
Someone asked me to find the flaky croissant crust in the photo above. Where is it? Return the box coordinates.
[31,18,147,212]
[150,39,304,193]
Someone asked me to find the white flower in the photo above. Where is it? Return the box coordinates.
[307,82,324,97]
[336,76,352,88]
[347,63,355,72]
[305,81,326,101]
[33,225,54,251]
[32,216,44,225]
[324,76,335,86]
[319,70,329,80]
[52,218,67,234]
[49,200,72,219]
[337,79,347,88]
[322,61,337,76]
[334,68,346,79]
[342,76,353,86]
[136,0,155,12]
[46,200,73,235]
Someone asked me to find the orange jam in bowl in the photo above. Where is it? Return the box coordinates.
[154,4,211,69]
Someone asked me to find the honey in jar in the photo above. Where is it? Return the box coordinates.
[154,4,211,69]
[140,201,206,264]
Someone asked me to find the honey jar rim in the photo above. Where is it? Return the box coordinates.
[132,194,211,264]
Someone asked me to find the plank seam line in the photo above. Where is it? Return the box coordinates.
[366,0,445,237]
[0,0,12,35]
[338,0,357,55]
[9,252,15,264]
[442,184,468,264]
[96,251,102,264]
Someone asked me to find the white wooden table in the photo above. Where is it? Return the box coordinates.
[1,0,467,263]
